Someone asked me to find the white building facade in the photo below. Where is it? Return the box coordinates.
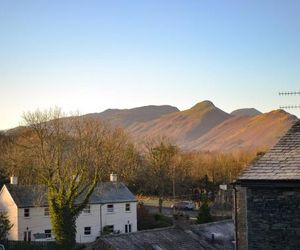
[0,176,137,243]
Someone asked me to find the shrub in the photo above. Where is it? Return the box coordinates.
[0,212,12,241]
[197,202,212,224]
[137,204,172,230]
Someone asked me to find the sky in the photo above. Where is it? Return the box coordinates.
[1,0,300,130]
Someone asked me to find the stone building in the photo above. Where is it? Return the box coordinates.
[234,121,300,250]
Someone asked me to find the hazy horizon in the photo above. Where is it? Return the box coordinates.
[1,0,300,130]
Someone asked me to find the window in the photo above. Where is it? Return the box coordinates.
[24,208,30,218]
[84,227,91,235]
[44,229,51,238]
[107,204,114,213]
[83,205,91,214]
[44,207,49,216]
[125,224,132,233]
[125,203,130,212]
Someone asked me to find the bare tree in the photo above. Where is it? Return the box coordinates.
[5,108,133,249]
[145,137,179,213]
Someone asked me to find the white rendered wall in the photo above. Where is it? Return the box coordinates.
[101,202,137,234]
[76,204,101,243]
[0,188,137,244]
[0,186,18,240]
[17,207,52,241]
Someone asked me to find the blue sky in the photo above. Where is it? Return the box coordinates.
[1,0,300,129]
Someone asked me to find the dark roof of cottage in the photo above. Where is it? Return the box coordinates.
[238,120,300,182]
[4,182,136,208]
[6,185,48,208]
[89,220,234,250]
[89,182,136,204]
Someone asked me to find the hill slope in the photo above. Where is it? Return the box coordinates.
[59,102,299,152]
[184,110,297,152]
[85,105,179,127]
[231,108,262,117]
[127,101,232,144]
[4,101,297,153]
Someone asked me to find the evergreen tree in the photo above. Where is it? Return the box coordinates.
[197,201,212,224]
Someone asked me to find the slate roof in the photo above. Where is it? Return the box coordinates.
[238,120,300,182]
[89,220,234,250]
[89,182,137,204]
[4,182,136,208]
[6,185,48,208]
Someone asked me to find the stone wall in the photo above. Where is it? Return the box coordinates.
[246,187,300,250]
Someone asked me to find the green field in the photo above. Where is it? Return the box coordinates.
[137,195,177,208]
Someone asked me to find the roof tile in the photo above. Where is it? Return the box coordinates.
[238,120,300,181]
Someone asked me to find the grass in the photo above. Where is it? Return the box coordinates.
[136,195,176,208]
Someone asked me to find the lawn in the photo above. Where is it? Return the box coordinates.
[136,195,176,208]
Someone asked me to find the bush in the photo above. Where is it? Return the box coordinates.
[0,212,12,241]
[137,204,172,230]
[197,202,212,224]
[153,213,173,228]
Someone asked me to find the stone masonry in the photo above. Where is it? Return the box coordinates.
[235,120,300,250]
[246,187,300,250]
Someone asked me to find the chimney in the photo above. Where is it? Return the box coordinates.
[10,176,18,185]
[110,173,117,182]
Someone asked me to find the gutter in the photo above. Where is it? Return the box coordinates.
[100,204,103,236]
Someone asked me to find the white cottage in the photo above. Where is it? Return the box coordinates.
[0,175,137,243]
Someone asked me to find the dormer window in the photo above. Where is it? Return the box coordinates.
[24,208,30,218]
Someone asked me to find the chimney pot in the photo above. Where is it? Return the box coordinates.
[10,176,18,185]
[110,173,117,182]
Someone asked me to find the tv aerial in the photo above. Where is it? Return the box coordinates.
[279,91,300,110]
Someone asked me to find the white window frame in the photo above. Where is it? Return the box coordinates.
[83,205,91,214]
[107,204,114,213]
[44,207,50,216]
[84,226,91,236]
[125,203,131,212]
[24,208,30,218]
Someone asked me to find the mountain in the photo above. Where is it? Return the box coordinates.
[123,103,296,152]
[84,105,179,127]
[231,108,262,117]
[4,101,297,153]
[126,100,231,144]
[185,110,296,152]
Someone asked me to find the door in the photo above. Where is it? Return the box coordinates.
[23,231,31,242]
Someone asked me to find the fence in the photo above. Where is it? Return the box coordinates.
[0,240,86,250]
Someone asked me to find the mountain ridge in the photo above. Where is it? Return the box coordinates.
[231,108,262,117]
[3,101,297,152]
